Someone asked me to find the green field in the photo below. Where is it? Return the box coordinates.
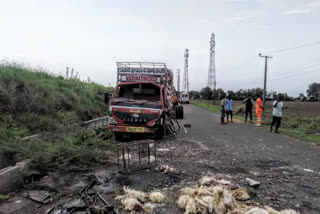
[191,100,320,145]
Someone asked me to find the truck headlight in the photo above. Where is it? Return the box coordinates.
[109,117,118,125]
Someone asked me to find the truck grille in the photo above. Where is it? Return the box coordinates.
[114,112,158,124]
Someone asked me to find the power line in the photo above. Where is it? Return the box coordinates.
[269,69,320,81]
[269,63,320,78]
[262,41,320,54]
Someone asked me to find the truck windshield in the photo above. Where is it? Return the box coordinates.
[115,83,160,102]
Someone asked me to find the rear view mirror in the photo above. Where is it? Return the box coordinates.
[104,92,110,104]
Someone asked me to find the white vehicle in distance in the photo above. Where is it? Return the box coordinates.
[180,92,189,104]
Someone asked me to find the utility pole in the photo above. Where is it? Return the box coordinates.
[207,33,216,90]
[259,53,272,116]
[183,49,189,92]
[177,69,180,93]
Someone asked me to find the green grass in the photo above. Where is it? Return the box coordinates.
[191,100,320,145]
[0,195,9,202]
[0,62,114,172]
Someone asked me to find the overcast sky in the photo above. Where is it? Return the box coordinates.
[0,0,320,96]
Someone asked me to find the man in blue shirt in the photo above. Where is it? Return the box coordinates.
[226,95,233,123]
[220,95,227,125]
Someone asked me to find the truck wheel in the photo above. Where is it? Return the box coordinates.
[155,118,165,140]
[114,132,124,141]
[176,105,184,119]
[186,101,189,104]
[156,126,164,140]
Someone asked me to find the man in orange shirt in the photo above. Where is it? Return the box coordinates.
[172,94,178,107]
[255,94,264,126]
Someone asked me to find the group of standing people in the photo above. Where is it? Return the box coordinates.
[220,94,287,133]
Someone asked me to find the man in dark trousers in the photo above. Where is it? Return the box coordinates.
[220,95,227,125]
[270,95,287,133]
[226,95,233,123]
[242,96,254,123]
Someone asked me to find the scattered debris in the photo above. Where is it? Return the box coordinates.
[184,124,192,128]
[157,164,176,174]
[63,198,86,210]
[246,178,261,187]
[97,194,108,205]
[158,148,170,152]
[44,207,55,214]
[200,175,232,186]
[27,190,51,204]
[150,155,156,163]
[90,205,117,214]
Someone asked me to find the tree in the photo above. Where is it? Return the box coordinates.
[268,90,277,100]
[213,88,226,100]
[200,87,213,100]
[277,93,294,101]
[235,89,245,100]
[298,93,307,102]
[307,83,320,101]
[189,90,200,99]
[227,90,235,98]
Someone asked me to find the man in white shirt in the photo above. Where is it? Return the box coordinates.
[220,95,227,125]
[270,95,287,133]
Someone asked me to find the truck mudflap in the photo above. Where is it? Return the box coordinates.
[108,125,157,133]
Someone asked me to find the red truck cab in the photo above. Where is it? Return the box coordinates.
[108,62,173,140]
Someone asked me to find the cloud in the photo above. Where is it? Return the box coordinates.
[308,1,320,8]
[283,9,312,15]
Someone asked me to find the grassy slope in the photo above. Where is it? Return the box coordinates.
[0,63,113,172]
[191,100,320,145]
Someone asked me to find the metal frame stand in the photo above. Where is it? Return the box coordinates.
[116,141,157,174]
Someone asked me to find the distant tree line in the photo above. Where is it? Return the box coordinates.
[188,82,320,102]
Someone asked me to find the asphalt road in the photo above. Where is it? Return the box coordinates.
[171,104,320,213]
[178,104,320,172]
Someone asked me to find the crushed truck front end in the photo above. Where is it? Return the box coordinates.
[108,62,171,139]
[108,82,164,135]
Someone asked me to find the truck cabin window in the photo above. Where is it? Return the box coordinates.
[116,83,160,102]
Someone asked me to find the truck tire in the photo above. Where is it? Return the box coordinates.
[176,105,184,119]
[155,117,165,140]
[114,132,124,141]
[186,101,189,104]
[156,125,164,140]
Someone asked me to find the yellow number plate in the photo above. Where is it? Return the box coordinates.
[126,127,145,132]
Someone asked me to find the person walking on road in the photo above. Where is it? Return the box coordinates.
[220,95,227,125]
[255,94,264,126]
[226,95,233,123]
[242,96,254,123]
[270,95,287,133]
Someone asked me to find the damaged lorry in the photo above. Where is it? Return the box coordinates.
[106,62,183,140]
